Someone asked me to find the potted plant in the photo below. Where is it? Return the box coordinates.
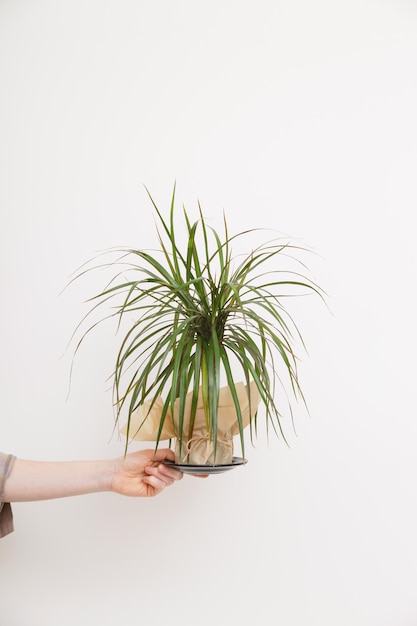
[69,186,323,470]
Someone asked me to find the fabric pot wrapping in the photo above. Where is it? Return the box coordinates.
[121,381,260,465]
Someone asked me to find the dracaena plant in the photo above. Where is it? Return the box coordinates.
[69,186,323,460]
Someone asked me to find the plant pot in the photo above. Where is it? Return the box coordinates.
[121,381,260,466]
[174,432,234,465]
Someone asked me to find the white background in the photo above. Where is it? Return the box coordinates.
[1,1,417,624]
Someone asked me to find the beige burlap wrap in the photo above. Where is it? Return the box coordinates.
[121,381,260,465]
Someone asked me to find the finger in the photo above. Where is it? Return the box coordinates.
[144,465,181,485]
[155,463,184,481]
[144,471,171,487]
[150,448,176,463]
[142,475,167,494]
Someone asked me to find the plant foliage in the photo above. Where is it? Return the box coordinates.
[69,186,324,458]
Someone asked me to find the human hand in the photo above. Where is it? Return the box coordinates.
[110,448,184,498]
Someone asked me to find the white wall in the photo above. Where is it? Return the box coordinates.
[1,1,417,624]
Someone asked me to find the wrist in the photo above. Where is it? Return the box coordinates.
[106,458,122,493]
[96,459,118,493]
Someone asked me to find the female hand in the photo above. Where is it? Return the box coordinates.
[111,448,184,498]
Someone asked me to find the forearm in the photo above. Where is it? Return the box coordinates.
[3,458,116,502]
